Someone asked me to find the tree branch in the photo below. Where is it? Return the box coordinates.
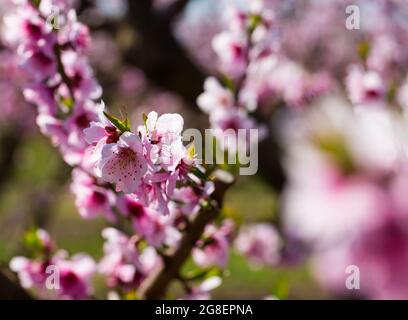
[0,126,23,194]
[139,180,231,299]
[0,270,32,300]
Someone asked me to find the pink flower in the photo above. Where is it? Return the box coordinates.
[61,51,102,101]
[133,111,195,215]
[117,195,182,247]
[20,43,57,81]
[64,100,98,148]
[345,65,385,106]
[141,111,186,172]
[210,108,265,153]
[36,113,66,147]
[35,99,100,166]
[97,132,147,193]
[197,77,234,114]
[99,228,144,288]
[24,83,57,116]
[70,168,116,221]
[98,228,161,290]
[38,0,73,16]
[3,1,101,167]
[312,168,408,299]
[54,251,96,300]
[183,276,222,300]
[117,195,153,231]
[9,257,48,292]
[282,103,408,299]
[83,102,120,170]
[10,229,55,288]
[172,186,202,216]
[172,183,214,216]
[10,248,96,300]
[193,220,235,269]
[2,5,52,47]
[367,35,401,75]
[3,5,57,80]
[235,223,281,266]
[212,31,247,78]
[58,10,91,52]
[84,102,118,141]
[315,217,408,299]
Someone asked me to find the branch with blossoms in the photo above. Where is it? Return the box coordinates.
[2,0,241,300]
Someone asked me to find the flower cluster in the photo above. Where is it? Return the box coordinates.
[98,228,160,295]
[197,0,331,154]
[10,229,96,299]
[4,0,234,300]
[85,109,200,215]
[3,0,98,166]
[196,1,274,152]
[193,219,235,269]
[234,223,281,267]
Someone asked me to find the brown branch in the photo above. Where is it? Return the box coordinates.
[139,180,231,299]
[0,270,32,300]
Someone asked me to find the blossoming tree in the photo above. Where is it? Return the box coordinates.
[0,0,408,300]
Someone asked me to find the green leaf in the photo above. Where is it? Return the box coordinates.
[387,80,397,104]
[103,111,131,133]
[273,277,290,300]
[142,112,148,125]
[123,115,130,131]
[313,133,355,175]
[191,167,207,181]
[60,96,74,110]
[247,14,262,34]
[358,41,371,62]
[187,142,196,160]
[185,267,221,281]
[221,74,235,92]
[24,228,45,253]
[30,0,41,8]
[123,290,138,300]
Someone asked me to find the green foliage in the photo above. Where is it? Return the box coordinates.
[184,266,222,282]
[247,14,262,34]
[30,0,41,8]
[221,74,235,92]
[60,96,74,111]
[24,228,45,254]
[272,277,290,300]
[313,133,356,175]
[142,112,148,125]
[358,40,371,62]
[103,111,131,133]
